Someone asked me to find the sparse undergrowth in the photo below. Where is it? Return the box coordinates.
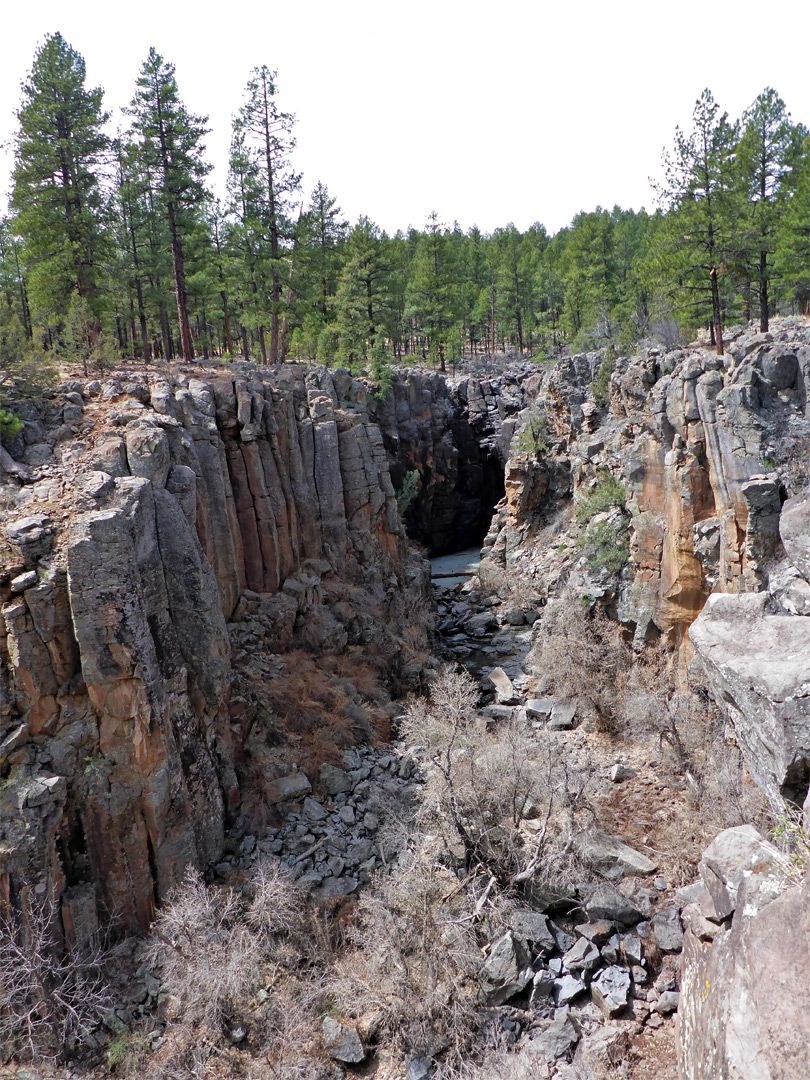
[574,472,630,574]
[0,889,113,1064]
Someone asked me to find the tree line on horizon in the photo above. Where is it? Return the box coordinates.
[1,32,809,404]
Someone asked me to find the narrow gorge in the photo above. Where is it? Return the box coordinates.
[3,318,810,1078]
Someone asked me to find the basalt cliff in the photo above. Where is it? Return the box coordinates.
[0,362,534,935]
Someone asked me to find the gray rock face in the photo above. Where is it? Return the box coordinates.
[689,591,810,809]
[780,489,810,582]
[678,836,810,1080]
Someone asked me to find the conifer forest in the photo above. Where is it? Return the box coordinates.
[1,31,809,402]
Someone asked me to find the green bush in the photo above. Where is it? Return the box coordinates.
[513,409,550,458]
[369,333,394,403]
[316,325,340,365]
[0,406,23,438]
[396,469,420,516]
[575,472,626,525]
[575,471,629,574]
[105,1030,151,1076]
[577,518,629,574]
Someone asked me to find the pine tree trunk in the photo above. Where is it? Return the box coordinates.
[221,293,233,355]
[759,250,769,332]
[213,222,234,355]
[262,77,281,365]
[159,297,172,360]
[490,285,496,356]
[129,302,138,358]
[710,266,724,355]
[166,200,194,362]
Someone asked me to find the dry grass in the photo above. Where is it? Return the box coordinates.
[259,649,394,776]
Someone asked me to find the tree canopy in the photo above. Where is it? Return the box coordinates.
[2,49,809,397]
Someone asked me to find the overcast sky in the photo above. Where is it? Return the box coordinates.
[2,0,809,236]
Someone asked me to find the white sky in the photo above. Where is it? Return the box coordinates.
[1,0,809,237]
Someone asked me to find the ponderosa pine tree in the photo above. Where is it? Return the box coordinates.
[404,212,460,371]
[233,67,300,364]
[735,89,801,331]
[113,138,152,360]
[653,89,738,354]
[227,130,272,362]
[335,218,392,366]
[128,48,210,362]
[11,32,109,326]
[296,182,347,325]
[775,131,810,314]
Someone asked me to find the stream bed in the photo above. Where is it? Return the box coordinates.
[430,547,537,684]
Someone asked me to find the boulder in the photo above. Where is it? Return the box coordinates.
[319,763,353,795]
[266,773,312,804]
[573,827,657,877]
[509,909,557,955]
[574,920,616,946]
[610,763,636,783]
[549,700,577,729]
[530,969,556,1004]
[406,1055,432,1080]
[322,1016,365,1063]
[525,696,555,720]
[303,797,329,822]
[680,904,721,941]
[562,936,601,973]
[689,592,810,809]
[555,973,587,1006]
[698,825,783,920]
[591,966,631,1018]
[585,884,643,926]
[655,990,680,1015]
[651,906,684,952]
[486,666,520,705]
[526,1010,580,1062]
[479,931,532,1005]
